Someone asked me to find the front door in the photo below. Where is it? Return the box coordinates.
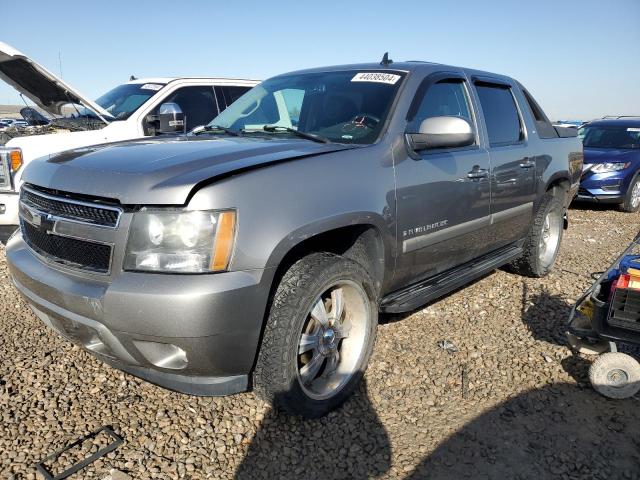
[146,86,219,134]
[393,75,491,288]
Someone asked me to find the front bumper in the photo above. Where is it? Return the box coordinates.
[6,232,274,396]
[575,169,632,204]
[0,191,19,230]
[575,189,623,204]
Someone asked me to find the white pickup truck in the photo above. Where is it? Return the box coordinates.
[0,42,258,240]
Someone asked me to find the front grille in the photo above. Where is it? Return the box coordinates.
[21,187,120,227]
[21,220,112,272]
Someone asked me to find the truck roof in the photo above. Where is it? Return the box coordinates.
[126,77,261,85]
[278,61,515,84]
[586,118,640,128]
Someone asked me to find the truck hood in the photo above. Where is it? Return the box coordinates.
[22,136,355,205]
[0,41,112,121]
[583,147,640,164]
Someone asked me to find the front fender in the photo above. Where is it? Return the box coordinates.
[264,211,392,271]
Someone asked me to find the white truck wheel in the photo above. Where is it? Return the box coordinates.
[589,352,640,399]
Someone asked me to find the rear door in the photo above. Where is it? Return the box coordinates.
[471,78,537,249]
[393,73,491,287]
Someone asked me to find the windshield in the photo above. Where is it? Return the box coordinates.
[93,82,165,120]
[581,125,640,149]
[208,70,406,144]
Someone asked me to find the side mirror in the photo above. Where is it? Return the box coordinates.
[158,103,185,134]
[407,116,475,151]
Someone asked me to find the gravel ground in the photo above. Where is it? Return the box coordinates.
[1,204,640,479]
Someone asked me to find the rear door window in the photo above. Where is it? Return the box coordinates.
[475,83,523,147]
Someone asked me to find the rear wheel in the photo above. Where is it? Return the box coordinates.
[253,253,378,418]
[620,174,640,213]
[510,190,564,277]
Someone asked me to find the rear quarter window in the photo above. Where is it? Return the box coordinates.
[521,88,558,139]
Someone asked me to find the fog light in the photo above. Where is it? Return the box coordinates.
[134,340,188,370]
[602,183,621,192]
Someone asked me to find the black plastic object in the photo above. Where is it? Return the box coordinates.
[554,125,578,137]
[608,288,640,332]
[380,52,393,65]
[20,106,50,125]
[35,426,123,480]
[381,243,523,313]
[21,220,112,273]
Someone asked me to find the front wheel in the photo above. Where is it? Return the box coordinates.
[253,253,378,418]
[620,174,640,213]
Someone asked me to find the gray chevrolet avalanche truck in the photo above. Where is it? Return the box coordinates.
[6,60,582,417]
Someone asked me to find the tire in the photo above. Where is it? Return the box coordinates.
[510,190,564,277]
[253,252,378,418]
[619,174,640,213]
[589,352,640,399]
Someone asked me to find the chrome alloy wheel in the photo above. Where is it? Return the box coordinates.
[538,206,562,268]
[630,181,640,209]
[296,280,370,400]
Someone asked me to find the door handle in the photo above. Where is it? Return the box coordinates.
[467,168,489,179]
[519,157,535,168]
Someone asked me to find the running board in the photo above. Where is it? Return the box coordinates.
[380,244,523,313]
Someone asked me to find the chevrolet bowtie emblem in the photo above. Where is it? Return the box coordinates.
[22,204,56,234]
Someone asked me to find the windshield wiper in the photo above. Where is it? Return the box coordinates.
[262,125,331,144]
[192,125,241,137]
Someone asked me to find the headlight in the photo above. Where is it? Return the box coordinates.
[124,209,236,273]
[591,162,629,173]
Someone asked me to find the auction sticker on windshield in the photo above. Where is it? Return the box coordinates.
[351,72,401,85]
[141,84,163,91]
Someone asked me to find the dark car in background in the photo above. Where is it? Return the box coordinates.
[577,118,640,212]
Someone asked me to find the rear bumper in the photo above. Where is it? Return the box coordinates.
[6,232,274,396]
